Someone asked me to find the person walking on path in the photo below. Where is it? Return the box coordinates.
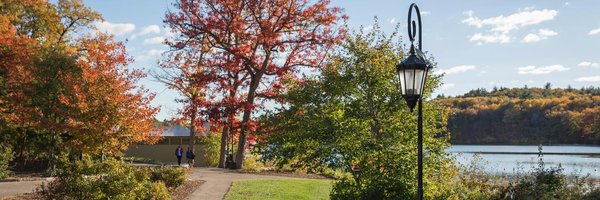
[186,147,195,167]
[175,145,183,166]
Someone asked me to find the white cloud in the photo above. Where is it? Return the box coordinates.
[147,49,165,57]
[135,49,165,62]
[440,83,455,90]
[94,21,135,36]
[389,18,396,24]
[578,61,600,68]
[517,64,569,74]
[421,11,431,16]
[132,25,160,39]
[575,76,600,82]
[143,36,165,45]
[463,9,558,44]
[436,65,476,75]
[362,25,373,32]
[469,33,510,45]
[463,9,557,33]
[521,29,557,43]
[589,27,600,35]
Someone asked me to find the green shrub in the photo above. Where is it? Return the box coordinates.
[199,132,221,167]
[0,144,13,179]
[242,153,265,172]
[38,158,171,200]
[329,148,457,200]
[321,167,352,180]
[148,181,171,200]
[505,167,566,199]
[123,156,161,165]
[582,188,600,200]
[150,166,186,190]
[444,154,505,200]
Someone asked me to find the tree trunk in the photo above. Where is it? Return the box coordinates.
[217,122,228,168]
[189,94,198,167]
[235,112,250,169]
[235,73,263,169]
[235,53,270,169]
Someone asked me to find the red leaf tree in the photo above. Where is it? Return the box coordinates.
[155,43,214,159]
[165,0,345,168]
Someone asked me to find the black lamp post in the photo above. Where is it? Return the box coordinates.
[396,3,431,200]
[223,114,237,169]
[223,115,237,169]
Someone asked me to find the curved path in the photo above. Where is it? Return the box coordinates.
[187,168,293,200]
[0,168,295,200]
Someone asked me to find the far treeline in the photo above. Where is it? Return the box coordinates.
[437,84,600,145]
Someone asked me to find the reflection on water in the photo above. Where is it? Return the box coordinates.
[449,145,600,177]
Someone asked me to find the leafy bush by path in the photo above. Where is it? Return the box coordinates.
[123,156,161,165]
[150,166,187,190]
[320,168,352,180]
[0,144,13,179]
[225,179,332,200]
[242,153,266,172]
[198,132,221,167]
[38,158,172,200]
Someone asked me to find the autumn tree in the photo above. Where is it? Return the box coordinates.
[57,34,159,155]
[154,44,213,161]
[1,0,158,166]
[165,0,345,168]
[157,31,249,168]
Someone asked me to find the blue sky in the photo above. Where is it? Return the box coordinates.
[82,0,600,120]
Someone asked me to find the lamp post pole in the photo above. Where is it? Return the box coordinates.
[417,97,423,200]
[406,3,425,200]
[396,3,429,199]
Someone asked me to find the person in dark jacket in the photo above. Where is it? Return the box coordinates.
[175,145,183,165]
[186,147,195,167]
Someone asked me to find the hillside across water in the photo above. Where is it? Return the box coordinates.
[437,84,600,145]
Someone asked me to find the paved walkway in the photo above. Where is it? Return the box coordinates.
[187,168,292,200]
[0,180,44,198]
[0,168,295,200]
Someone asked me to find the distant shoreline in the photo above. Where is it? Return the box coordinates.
[450,151,600,157]
[450,144,600,146]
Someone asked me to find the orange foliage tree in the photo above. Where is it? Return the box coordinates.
[0,0,158,161]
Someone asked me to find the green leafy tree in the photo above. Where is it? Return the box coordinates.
[258,23,456,199]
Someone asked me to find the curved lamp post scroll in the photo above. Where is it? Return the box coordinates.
[396,3,432,200]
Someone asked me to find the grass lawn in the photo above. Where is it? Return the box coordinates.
[224,178,333,200]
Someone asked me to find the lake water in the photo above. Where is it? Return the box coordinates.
[449,145,600,177]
